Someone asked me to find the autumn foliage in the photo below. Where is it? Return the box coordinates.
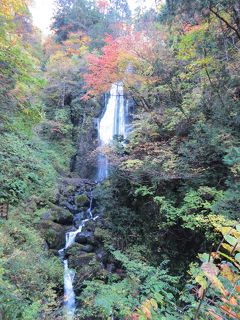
[82,30,162,99]
[0,0,29,18]
[96,0,109,13]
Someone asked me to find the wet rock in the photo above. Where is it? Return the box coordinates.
[82,244,94,253]
[66,226,78,233]
[62,201,79,214]
[39,220,67,250]
[65,243,86,257]
[73,212,86,228]
[65,243,94,258]
[75,231,95,245]
[69,252,95,268]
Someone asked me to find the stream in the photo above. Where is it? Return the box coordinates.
[59,82,129,319]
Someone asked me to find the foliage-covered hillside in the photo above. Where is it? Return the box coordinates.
[0,1,73,318]
[0,0,240,319]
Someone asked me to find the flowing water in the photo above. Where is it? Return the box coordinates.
[97,82,128,181]
[59,82,128,319]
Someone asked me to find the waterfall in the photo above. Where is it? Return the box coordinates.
[97,82,128,181]
[59,82,128,319]
[63,260,76,319]
[59,198,94,320]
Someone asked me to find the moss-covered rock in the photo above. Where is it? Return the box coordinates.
[50,205,73,225]
[69,251,95,269]
[65,243,86,257]
[75,231,95,245]
[39,220,67,250]
[75,193,89,208]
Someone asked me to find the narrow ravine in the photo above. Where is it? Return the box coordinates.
[59,196,96,319]
[59,82,128,319]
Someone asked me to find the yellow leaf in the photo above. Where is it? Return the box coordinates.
[196,273,208,289]
[142,306,152,319]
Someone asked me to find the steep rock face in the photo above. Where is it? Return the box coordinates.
[73,122,99,179]
[73,97,105,179]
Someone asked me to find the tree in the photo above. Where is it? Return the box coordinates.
[52,0,112,48]
[108,0,131,21]
[161,0,240,40]
[0,0,30,18]
[83,29,169,112]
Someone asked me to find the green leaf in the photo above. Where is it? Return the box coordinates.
[199,253,211,263]
[224,235,238,247]
[195,273,208,289]
[235,253,240,263]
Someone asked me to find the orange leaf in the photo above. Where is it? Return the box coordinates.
[229,296,238,306]
[142,306,152,319]
[208,309,223,320]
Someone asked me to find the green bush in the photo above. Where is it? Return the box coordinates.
[0,220,63,320]
[0,132,73,204]
[78,251,179,319]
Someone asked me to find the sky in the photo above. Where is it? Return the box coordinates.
[30,0,156,35]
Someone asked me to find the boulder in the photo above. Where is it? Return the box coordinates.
[51,206,73,225]
[65,243,94,257]
[68,252,95,269]
[73,212,87,228]
[75,231,95,245]
[62,201,79,214]
[42,206,74,225]
[81,244,94,253]
[74,260,108,294]
[65,243,86,257]
[39,220,67,250]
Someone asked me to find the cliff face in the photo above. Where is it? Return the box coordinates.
[73,117,99,179]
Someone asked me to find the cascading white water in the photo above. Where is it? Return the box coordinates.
[63,260,76,319]
[97,82,128,181]
[100,82,126,143]
[59,82,128,319]
[59,194,98,320]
